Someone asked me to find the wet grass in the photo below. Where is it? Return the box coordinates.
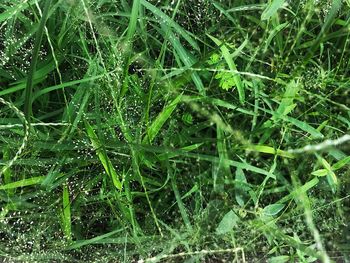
[0,0,349,262]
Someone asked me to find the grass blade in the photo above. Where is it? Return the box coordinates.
[245,144,295,159]
[0,176,45,190]
[261,0,285,20]
[208,34,245,104]
[162,26,205,94]
[126,0,140,42]
[62,184,72,242]
[85,121,123,190]
[140,0,199,51]
[65,229,125,250]
[0,0,38,23]
[272,80,300,120]
[143,94,182,143]
[23,0,52,122]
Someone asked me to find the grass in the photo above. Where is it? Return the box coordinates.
[0,0,349,262]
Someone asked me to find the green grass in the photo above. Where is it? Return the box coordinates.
[0,0,349,262]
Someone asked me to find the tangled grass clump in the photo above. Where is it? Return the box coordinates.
[0,0,349,262]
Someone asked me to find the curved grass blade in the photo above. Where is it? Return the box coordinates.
[23,0,52,123]
[126,0,140,42]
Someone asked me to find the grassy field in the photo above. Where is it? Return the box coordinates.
[0,0,350,262]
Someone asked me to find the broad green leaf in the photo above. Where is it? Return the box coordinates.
[320,157,332,170]
[33,70,104,100]
[215,125,230,191]
[182,152,276,178]
[326,172,338,193]
[24,0,53,121]
[65,229,124,250]
[259,105,324,139]
[316,120,329,132]
[143,94,182,143]
[262,203,285,216]
[158,150,275,178]
[311,169,328,177]
[281,103,297,116]
[261,0,286,20]
[235,168,247,184]
[0,0,39,23]
[181,184,199,200]
[158,143,203,160]
[197,96,255,116]
[216,210,239,235]
[281,115,324,139]
[268,256,290,263]
[263,22,288,52]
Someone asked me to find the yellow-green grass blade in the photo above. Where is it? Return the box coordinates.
[316,155,338,193]
[62,184,72,242]
[278,177,319,204]
[261,0,286,21]
[245,144,295,159]
[0,176,45,190]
